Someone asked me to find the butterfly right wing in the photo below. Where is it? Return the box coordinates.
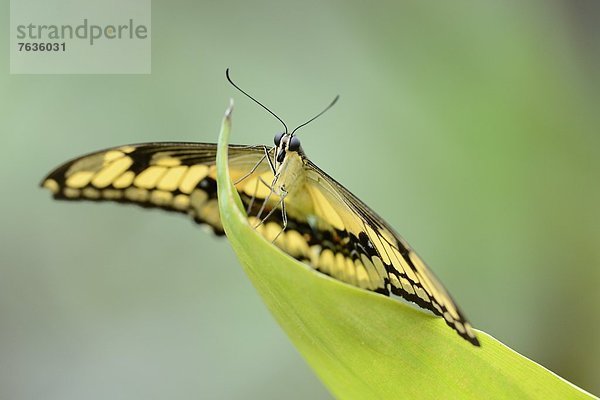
[301,159,480,346]
[41,142,271,234]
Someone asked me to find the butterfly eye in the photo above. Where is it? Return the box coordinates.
[274,132,284,146]
[288,136,301,152]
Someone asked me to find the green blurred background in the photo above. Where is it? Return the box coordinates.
[1,0,599,398]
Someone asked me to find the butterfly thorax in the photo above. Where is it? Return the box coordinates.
[272,133,308,201]
[276,151,304,194]
[275,151,314,219]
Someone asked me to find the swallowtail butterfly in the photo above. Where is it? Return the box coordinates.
[41,70,479,346]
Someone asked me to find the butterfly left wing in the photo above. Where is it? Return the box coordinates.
[41,142,270,234]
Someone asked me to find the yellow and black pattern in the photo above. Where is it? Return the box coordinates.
[41,143,268,234]
[42,142,479,346]
[304,160,479,345]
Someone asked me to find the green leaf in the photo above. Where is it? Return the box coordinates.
[216,102,597,400]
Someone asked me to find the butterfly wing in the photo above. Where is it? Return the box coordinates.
[297,159,479,345]
[41,143,271,234]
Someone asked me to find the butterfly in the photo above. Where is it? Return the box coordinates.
[41,70,480,346]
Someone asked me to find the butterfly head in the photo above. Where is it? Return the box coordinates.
[224,69,337,165]
[274,132,302,163]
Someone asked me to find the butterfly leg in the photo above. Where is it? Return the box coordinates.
[254,188,287,240]
[256,166,279,219]
[263,146,277,175]
[254,143,283,220]
[233,146,275,185]
[271,189,288,243]
[255,176,276,220]
[245,177,260,214]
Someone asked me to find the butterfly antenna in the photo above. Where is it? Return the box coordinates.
[226,68,289,134]
[290,95,339,136]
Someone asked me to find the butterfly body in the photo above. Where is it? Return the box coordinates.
[249,133,313,225]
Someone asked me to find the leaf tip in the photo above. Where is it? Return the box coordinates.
[225,98,234,121]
